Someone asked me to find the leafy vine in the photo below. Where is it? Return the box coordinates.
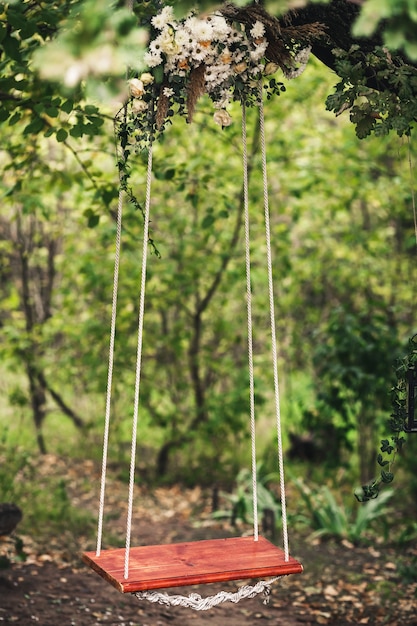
[355,335,417,502]
[326,45,417,139]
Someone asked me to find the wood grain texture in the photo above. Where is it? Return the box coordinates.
[82,536,303,593]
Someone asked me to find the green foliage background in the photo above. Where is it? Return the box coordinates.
[0,0,416,505]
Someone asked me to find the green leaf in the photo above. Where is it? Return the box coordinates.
[61,99,74,115]
[45,107,59,118]
[201,214,215,229]
[2,34,21,61]
[380,439,394,454]
[83,105,99,115]
[56,128,68,142]
[23,117,44,134]
[69,126,83,138]
[381,470,394,484]
[7,8,27,30]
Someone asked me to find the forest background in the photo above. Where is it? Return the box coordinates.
[1,0,417,555]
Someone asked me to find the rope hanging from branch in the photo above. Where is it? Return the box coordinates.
[129,90,292,607]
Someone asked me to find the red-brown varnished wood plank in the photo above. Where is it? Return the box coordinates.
[82,536,303,593]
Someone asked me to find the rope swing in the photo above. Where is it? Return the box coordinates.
[83,2,307,609]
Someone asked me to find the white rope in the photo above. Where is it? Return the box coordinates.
[124,143,154,579]
[258,87,290,561]
[242,103,259,541]
[134,577,279,610]
[96,180,124,557]
[96,0,134,558]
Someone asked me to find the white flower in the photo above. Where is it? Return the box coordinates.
[149,35,163,55]
[213,109,232,127]
[163,86,175,97]
[140,72,154,85]
[151,6,175,31]
[250,20,265,39]
[184,16,200,34]
[161,38,180,56]
[153,29,180,56]
[214,91,231,109]
[205,64,230,88]
[144,51,162,68]
[192,19,214,43]
[175,26,192,48]
[132,99,148,113]
[250,40,268,61]
[229,28,244,43]
[193,43,211,62]
[284,46,311,79]
[209,14,230,39]
[129,78,144,98]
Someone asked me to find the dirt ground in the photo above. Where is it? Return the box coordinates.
[1,456,417,625]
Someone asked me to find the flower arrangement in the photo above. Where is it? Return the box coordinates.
[125,4,298,147]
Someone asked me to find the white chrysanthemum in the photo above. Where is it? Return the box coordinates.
[192,19,214,42]
[284,46,311,79]
[294,46,312,66]
[149,35,163,55]
[229,28,244,43]
[250,41,268,61]
[193,43,211,62]
[175,26,193,48]
[213,91,232,109]
[184,15,199,34]
[209,14,230,40]
[250,20,265,39]
[144,50,162,68]
[205,64,231,89]
[152,28,179,56]
[151,6,175,30]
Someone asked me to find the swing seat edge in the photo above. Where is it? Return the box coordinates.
[82,536,302,594]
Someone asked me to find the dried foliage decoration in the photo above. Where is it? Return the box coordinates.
[220,2,327,75]
[187,63,207,123]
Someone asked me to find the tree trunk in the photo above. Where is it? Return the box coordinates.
[26,362,48,454]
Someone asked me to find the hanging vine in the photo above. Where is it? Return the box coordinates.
[355,335,417,502]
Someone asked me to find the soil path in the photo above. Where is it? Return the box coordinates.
[0,456,416,625]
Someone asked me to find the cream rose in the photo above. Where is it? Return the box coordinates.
[132,100,148,114]
[213,109,232,127]
[234,61,247,74]
[264,62,279,76]
[129,78,145,98]
[140,72,154,85]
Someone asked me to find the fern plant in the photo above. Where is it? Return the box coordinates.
[293,478,393,544]
[213,463,282,528]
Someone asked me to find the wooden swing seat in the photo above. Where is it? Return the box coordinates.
[82,536,303,594]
